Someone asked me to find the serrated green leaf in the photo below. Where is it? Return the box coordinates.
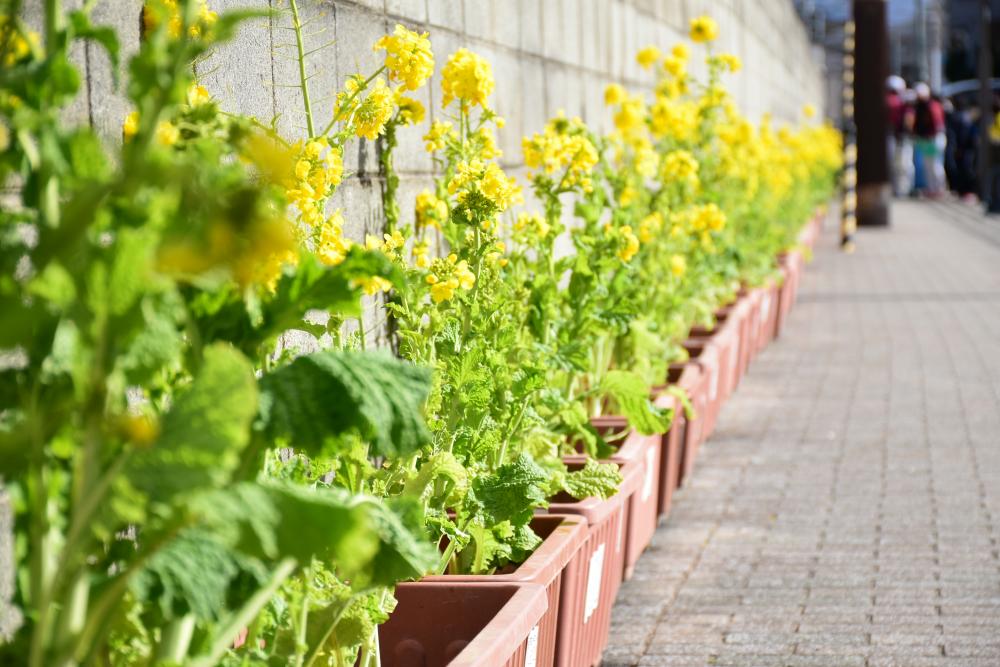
[563,458,623,500]
[600,369,672,435]
[127,343,257,502]
[471,454,548,527]
[258,350,431,458]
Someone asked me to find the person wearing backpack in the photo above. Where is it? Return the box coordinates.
[906,82,946,197]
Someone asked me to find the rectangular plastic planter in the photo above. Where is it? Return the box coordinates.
[423,514,588,667]
[660,361,704,488]
[651,392,683,520]
[682,338,722,441]
[544,457,641,667]
[588,417,661,580]
[380,581,548,667]
[775,250,802,339]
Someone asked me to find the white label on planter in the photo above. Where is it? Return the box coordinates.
[761,295,771,323]
[584,544,605,622]
[525,624,539,667]
[709,367,718,401]
[642,447,655,501]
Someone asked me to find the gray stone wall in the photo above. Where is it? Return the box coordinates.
[36,0,825,239]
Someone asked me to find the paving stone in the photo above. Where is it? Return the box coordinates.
[602,202,1000,666]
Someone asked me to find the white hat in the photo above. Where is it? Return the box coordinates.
[914,82,931,99]
[887,75,905,92]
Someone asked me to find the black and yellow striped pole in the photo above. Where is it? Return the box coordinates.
[841,19,857,252]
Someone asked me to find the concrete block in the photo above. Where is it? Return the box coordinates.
[518,0,544,56]
[463,0,495,42]
[427,0,463,32]
[386,0,427,22]
[200,0,275,126]
[87,0,143,147]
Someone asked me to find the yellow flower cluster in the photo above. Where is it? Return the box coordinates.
[375,24,435,91]
[316,211,351,267]
[424,120,458,152]
[1,16,38,67]
[522,114,599,192]
[638,212,663,243]
[426,254,476,303]
[636,46,661,69]
[441,48,495,109]
[353,78,395,140]
[415,190,449,229]
[512,212,552,244]
[448,159,520,214]
[605,223,640,262]
[691,203,726,233]
[143,0,218,39]
[285,139,344,229]
[661,150,700,188]
[689,15,718,43]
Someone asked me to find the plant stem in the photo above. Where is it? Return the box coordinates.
[289,0,316,137]
[153,614,196,665]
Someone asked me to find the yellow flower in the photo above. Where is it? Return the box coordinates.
[638,212,662,243]
[617,225,640,262]
[671,43,690,61]
[155,121,180,146]
[662,55,686,78]
[480,163,519,211]
[0,16,38,67]
[186,83,212,107]
[353,275,394,295]
[416,189,449,229]
[661,149,699,187]
[397,96,426,125]
[803,103,817,119]
[119,412,160,446]
[317,212,351,266]
[670,254,686,277]
[636,45,661,69]
[604,83,626,106]
[690,16,718,43]
[613,95,646,135]
[426,254,475,303]
[429,277,458,303]
[412,241,431,268]
[441,48,494,109]
[374,24,434,91]
[423,120,456,152]
[354,78,394,140]
[123,111,140,141]
[692,203,726,232]
[716,53,742,72]
[513,212,551,242]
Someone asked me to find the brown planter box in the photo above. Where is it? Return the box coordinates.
[682,338,722,441]
[775,250,803,339]
[588,417,660,581]
[651,392,683,520]
[660,361,704,488]
[380,581,547,666]
[545,458,641,667]
[423,515,588,667]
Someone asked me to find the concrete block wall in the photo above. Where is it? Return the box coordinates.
[37,0,825,237]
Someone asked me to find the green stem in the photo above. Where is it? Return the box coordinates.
[319,67,386,137]
[190,558,298,667]
[289,0,316,137]
[153,614,197,665]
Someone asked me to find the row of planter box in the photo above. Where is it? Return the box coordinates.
[376,215,822,667]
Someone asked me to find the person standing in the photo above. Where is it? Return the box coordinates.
[886,75,912,196]
[907,82,947,197]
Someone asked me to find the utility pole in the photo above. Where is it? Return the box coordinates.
[979,0,995,211]
[853,0,891,227]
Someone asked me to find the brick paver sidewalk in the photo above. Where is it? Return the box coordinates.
[602,201,1000,667]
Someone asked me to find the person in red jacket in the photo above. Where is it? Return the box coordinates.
[906,82,947,196]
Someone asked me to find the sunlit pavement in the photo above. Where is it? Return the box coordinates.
[602,200,1000,666]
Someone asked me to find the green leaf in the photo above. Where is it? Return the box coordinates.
[563,458,623,500]
[471,454,548,526]
[108,227,158,316]
[600,369,672,435]
[361,496,437,587]
[28,262,76,309]
[131,529,243,621]
[258,350,431,458]
[127,343,257,502]
[190,481,376,572]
